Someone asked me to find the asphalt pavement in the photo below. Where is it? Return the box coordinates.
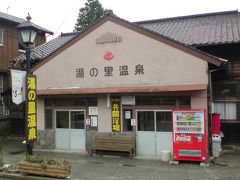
[1,137,240,180]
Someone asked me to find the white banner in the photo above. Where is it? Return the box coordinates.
[11,69,26,105]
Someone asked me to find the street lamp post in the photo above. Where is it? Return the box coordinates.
[17,13,37,155]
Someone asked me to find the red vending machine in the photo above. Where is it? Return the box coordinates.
[172,109,208,162]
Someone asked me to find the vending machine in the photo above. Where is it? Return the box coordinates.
[172,109,208,162]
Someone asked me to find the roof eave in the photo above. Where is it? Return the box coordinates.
[29,13,224,71]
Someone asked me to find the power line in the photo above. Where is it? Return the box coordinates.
[53,0,82,37]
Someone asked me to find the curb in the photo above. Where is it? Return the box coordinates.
[0,172,51,180]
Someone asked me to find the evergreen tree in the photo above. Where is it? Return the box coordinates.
[74,0,108,31]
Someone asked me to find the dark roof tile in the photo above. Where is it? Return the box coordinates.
[12,32,79,67]
[136,10,240,46]
[0,11,53,35]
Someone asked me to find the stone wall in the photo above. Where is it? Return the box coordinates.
[86,131,135,150]
[35,130,55,149]
[34,130,135,150]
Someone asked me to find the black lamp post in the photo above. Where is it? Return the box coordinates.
[17,13,37,155]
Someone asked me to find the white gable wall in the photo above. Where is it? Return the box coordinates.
[34,21,208,90]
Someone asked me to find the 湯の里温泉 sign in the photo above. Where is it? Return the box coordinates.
[26,74,37,142]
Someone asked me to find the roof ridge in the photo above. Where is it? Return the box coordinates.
[0,11,25,23]
[61,32,81,36]
[135,10,239,24]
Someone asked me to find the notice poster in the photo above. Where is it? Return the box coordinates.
[91,116,98,127]
[111,96,121,132]
[11,69,26,105]
[26,74,37,143]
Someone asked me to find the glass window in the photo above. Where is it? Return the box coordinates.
[45,99,54,106]
[56,111,69,128]
[214,102,237,120]
[45,109,53,129]
[0,30,3,46]
[71,111,85,129]
[179,97,191,106]
[137,111,154,131]
[136,96,176,106]
[0,73,3,93]
[45,98,97,107]
[156,112,172,132]
[213,84,236,98]
[123,109,132,132]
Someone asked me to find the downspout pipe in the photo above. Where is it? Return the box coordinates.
[208,59,227,157]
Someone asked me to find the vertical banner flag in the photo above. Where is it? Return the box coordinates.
[26,74,37,142]
[11,69,26,105]
[111,96,121,132]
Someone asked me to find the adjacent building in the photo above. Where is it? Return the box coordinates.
[0,11,53,134]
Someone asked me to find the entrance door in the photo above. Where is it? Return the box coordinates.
[137,110,172,156]
[137,111,156,155]
[55,110,85,151]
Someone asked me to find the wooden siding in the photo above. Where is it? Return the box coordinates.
[228,60,240,78]
[0,23,47,69]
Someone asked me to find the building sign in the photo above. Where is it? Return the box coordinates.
[122,96,135,105]
[89,107,98,115]
[104,51,114,60]
[11,69,26,105]
[76,64,144,78]
[26,74,37,143]
[111,97,121,132]
[90,116,98,127]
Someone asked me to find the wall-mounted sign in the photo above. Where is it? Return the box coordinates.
[11,69,26,105]
[91,116,98,127]
[111,96,121,132]
[26,74,37,143]
[104,51,114,60]
[76,64,144,78]
[89,106,98,115]
[86,118,90,125]
[122,96,135,105]
[96,32,122,44]
[131,119,136,126]
[124,110,131,119]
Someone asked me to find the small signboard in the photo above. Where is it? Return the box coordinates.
[90,116,98,127]
[26,74,37,143]
[131,119,136,126]
[89,106,98,115]
[122,96,135,105]
[111,96,121,132]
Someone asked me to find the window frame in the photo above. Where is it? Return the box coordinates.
[213,81,240,123]
[0,29,3,46]
[55,109,86,130]
[0,73,3,94]
[136,109,172,132]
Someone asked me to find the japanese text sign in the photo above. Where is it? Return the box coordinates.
[111,97,121,132]
[11,69,26,105]
[26,74,37,143]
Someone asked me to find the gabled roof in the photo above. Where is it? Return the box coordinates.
[0,11,53,35]
[12,12,226,70]
[136,10,240,46]
[12,32,78,67]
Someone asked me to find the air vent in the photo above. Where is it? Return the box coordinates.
[179,149,201,157]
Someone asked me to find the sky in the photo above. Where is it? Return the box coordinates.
[1,0,240,40]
